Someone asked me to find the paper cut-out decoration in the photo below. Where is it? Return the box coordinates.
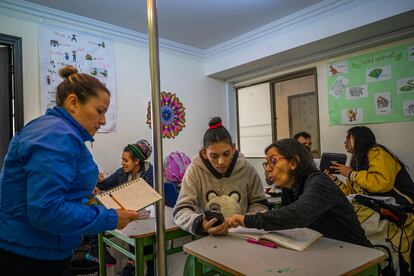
[368,68,382,78]
[341,108,364,124]
[408,45,414,62]
[345,85,368,100]
[327,61,348,77]
[403,101,414,116]
[366,65,391,83]
[374,92,391,115]
[330,76,348,97]
[146,91,186,139]
[397,77,414,93]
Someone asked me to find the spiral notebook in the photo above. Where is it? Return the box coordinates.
[96,178,162,211]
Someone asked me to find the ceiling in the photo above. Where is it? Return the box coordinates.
[24,0,323,50]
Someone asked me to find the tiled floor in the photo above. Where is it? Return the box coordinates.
[167,252,187,276]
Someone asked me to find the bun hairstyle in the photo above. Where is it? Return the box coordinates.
[55,65,110,106]
[59,65,78,78]
[123,139,152,162]
[203,117,233,148]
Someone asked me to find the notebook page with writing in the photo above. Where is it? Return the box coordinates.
[261,228,323,251]
[228,227,322,251]
[96,178,162,211]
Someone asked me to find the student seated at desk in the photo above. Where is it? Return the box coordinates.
[97,139,153,191]
[96,139,154,276]
[227,139,371,247]
[324,126,414,206]
[293,131,312,152]
[163,151,192,207]
[173,117,268,236]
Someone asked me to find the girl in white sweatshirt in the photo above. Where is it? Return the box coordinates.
[173,117,268,236]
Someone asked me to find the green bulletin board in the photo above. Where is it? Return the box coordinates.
[327,41,414,125]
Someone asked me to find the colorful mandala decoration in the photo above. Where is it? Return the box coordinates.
[146,91,186,139]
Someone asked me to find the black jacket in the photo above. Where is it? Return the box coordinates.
[245,171,371,247]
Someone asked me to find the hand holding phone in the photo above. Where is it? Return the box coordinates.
[319,153,347,174]
[203,209,225,227]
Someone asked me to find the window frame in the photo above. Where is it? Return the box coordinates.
[236,67,320,158]
[235,81,273,159]
[0,33,24,132]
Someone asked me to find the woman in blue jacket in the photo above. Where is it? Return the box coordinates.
[0,65,139,275]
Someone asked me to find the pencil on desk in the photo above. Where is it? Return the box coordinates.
[109,193,126,210]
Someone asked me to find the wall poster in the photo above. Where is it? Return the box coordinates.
[39,25,117,132]
[327,41,414,125]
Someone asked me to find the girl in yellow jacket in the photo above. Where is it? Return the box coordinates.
[326,126,414,206]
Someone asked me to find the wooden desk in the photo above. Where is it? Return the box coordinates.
[184,235,385,276]
[98,207,192,276]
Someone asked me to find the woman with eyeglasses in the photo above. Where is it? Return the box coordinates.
[227,138,371,247]
[173,117,268,236]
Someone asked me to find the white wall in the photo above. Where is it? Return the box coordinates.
[0,8,227,175]
[239,38,414,180]
[205,0,414,76]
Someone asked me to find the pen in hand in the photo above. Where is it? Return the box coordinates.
[109,193,126,210]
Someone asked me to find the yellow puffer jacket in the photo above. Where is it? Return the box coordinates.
[335,147,413,205]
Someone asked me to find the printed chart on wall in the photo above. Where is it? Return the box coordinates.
[39,25,117,132]
[327,41,414,125]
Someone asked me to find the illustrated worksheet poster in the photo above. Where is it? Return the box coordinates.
[327,41,414,125]
[39,25,117,132]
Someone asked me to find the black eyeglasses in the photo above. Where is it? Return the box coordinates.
[262,156,288,170]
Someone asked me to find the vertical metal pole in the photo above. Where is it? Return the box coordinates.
[146,0,166,275]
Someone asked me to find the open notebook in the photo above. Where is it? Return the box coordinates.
[96,178,162,211]
[228,227,322,251]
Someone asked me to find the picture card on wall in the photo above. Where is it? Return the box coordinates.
[374,92,391,115]
[366,65,391,83]
[341,108,364,124]
[345,85,368,100]
[327,61,348,77]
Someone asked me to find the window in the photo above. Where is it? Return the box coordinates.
[236,68,320,158]
[236,83,272,157]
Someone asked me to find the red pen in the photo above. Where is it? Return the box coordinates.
[246,238,278,248]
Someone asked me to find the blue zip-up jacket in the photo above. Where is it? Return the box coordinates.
[0,107,117,260]
[97,162,154,191]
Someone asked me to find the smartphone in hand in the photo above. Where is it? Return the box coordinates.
[203,210,225,227]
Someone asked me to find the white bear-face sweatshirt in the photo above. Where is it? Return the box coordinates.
[173,151,268,235]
